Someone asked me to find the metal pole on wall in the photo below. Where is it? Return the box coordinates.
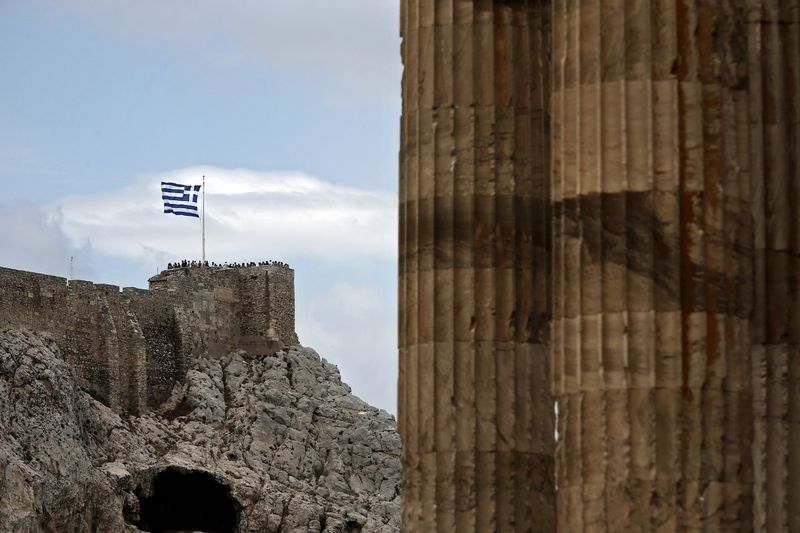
[202,175,206,264]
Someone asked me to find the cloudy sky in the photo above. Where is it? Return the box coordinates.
[0,1,401,413]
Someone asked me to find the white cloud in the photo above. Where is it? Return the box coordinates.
[50,0,401,97]
[52,166,397,265]
[0,204,95,279]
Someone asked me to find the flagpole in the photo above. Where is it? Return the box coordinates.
[202,175,206,264]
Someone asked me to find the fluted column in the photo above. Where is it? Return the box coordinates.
[552,1,754,530]
[748,1,800,531]
[399,0,554,531]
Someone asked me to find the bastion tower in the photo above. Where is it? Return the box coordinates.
[0,263,298,415]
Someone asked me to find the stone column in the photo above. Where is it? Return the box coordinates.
[748,1,800,531]
[552,1,754,530]
[399,1,554,531]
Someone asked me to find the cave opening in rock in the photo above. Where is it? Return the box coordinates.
[135,467,240,533]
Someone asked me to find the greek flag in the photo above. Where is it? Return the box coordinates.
[162,181,201,218]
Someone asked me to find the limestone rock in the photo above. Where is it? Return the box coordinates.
[0,328,400,532]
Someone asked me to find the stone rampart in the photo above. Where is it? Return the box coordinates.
[0,263,297,414]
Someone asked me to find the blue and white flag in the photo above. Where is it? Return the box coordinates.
[161,181,201,218]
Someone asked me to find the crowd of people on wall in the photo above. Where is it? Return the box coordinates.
[166,260,289,270]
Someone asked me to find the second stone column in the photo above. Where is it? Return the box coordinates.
[552,0,755,530]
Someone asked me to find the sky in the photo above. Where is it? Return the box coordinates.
[0,0,401,414]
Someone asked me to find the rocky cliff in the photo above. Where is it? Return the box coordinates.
[0,328,400,532]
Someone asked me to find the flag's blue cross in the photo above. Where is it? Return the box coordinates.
[162,181,202,218]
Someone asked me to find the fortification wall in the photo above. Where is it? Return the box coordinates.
[0,268,70,336]
[123,287,181,412]
[0,263,297,414]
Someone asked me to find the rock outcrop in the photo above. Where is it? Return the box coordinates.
[0,328,400,532]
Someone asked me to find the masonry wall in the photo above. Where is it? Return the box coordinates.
[124,287,184,411]
[264,267,299,346]
[0,264,298,415]
[148,264,297,355]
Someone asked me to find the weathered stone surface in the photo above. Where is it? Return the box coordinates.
[0,328,400,532]
[399,1,554,531]
[399,1,800,531]
[551,1,757,530]
[748,2,800,531]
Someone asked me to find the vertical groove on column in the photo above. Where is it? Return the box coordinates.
[725,1,753,526]
[562,0,584,529]
[535,0,554,525]
[529,2,555,526]
[474,3,496,529]
[452,1,477,531]
[677,0,706,528]
[698,3,724,530]
[721,46,736,526]
[513,9,529,529]
[652,0,682,529]
[751,0,800,531]
[513,8,531,530]
[764,0,788,525]
[540,13,554,505]
[433,2,455,531]
[736,52,756,531]
[597,0,629,529]
[626,0,657,527]
[418,0,437,528]
[411,0,423,525]
[578,0,605,530]
[492,5,513,530]
[789,0,800,514]
[722,0,755,525]
[551,0,564,456]
[551,0,566,524]
[762,0,789,350]
[399,0,419,526]
[786,4,800,529]
[412,0,423,525]
[746,0,767,528]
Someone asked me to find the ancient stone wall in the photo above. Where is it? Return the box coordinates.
[124,287,184,412]
[0,263,298,415]
[148,264,297,355]
[0,268,70,336]
[264,266,299,346]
